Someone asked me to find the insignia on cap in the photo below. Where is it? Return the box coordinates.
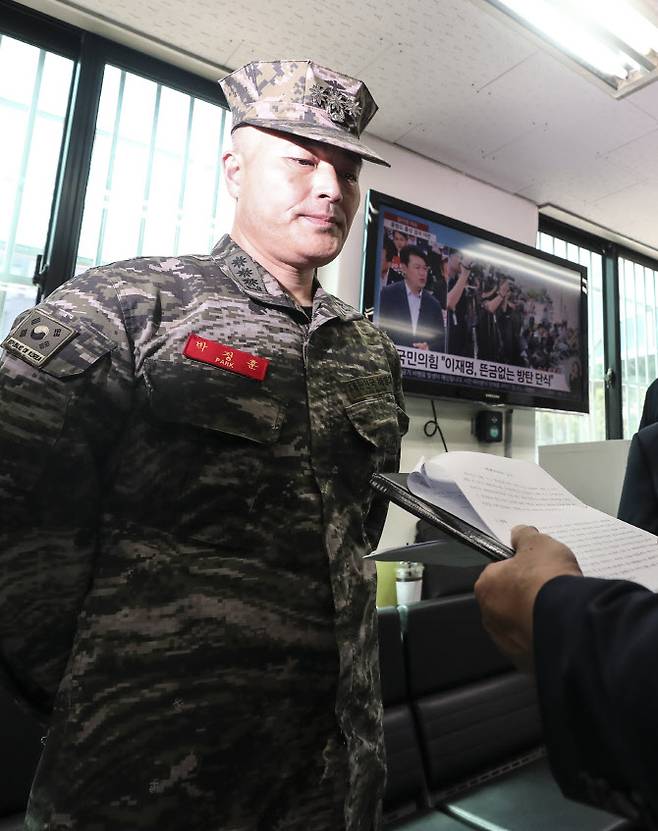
[308,81,362,127]
[1,311,77,368]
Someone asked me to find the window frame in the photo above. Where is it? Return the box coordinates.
[539,215,658,439]
[0,0,228,300]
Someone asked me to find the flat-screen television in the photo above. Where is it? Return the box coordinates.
[361,190,589,413]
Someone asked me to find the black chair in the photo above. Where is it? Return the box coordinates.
[379,605,427,821]
[402,596,637,831]
[0,686,42,828]
[445,755,635,831]
[378,606,473,831]
[0,817,26,831]
[403,594,541,795]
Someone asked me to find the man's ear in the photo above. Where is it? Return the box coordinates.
[222,148,242,199]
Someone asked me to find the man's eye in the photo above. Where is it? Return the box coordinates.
[343,171,359,183]
[295,158,315,167]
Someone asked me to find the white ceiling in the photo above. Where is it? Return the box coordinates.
[17,0,658,254]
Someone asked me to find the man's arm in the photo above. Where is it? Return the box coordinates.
[639,378,658,431]
[423,294,446,353]
[475,526,658,826]
[473,526,581,673]
[362,333,408,551]
[618,425,658,535]
[533,574,658,825]
[0,272,133,715]
[446,264,469,310]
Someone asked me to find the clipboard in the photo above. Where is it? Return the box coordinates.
[370,472,513,563]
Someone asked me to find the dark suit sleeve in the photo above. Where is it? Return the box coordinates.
[377,283,409,347]
[421,293,446,353]
[618,427,658,535]
[534,574,658,826]
[639,379,658,431]
[377,283,397,323]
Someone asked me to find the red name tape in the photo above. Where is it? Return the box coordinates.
[183,333,269,381]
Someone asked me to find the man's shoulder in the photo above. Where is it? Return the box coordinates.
[386,268,405,285]
[421,289,442,309]
[380,280,405,297]
[343,302,402,361]
[58,253,233,313]
[379,281,405,309]
[36,253,231,336]
[637,421,658,451]
[324,292,391,342]
[80,253,218,289]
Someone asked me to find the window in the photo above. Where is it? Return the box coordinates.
[0,33,73,339]
[536,231,606,445]
[619,256,658,435]
[538,217,658,443]
[0,0,228,306]
[75,65,232,273]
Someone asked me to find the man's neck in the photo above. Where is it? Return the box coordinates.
[230,229,315,306]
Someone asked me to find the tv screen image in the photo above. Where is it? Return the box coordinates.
[362,191,589,413]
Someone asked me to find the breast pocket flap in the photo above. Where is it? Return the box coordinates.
[144,359,285,445]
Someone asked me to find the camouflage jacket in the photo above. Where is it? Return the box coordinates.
[0,236,408,831]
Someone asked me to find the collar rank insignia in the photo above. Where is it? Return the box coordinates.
[183,333,269,381]
[1,311,77,368]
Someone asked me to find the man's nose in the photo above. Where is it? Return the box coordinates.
[313,162,342,200]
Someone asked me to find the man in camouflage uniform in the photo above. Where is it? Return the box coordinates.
[0,60,408,830]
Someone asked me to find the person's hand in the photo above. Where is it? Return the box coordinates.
[474,525,582,673]
[429,234,442,254]
[412,341,429,350]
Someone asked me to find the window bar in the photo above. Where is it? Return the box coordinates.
[136,82,162,257]
[630,260,641,431]
[173,94,194,256]
[648,265,655,383]
[619,259,631,434]
[209,108,227,252]
[3,45,46,276]
[95,68,126,267]
[603,248,622,439]
[637,262,648,392]
[567,241,578,263]
[626,258,638,434]
[580,247,591,441]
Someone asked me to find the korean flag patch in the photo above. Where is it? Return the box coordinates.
[1,311,77,368]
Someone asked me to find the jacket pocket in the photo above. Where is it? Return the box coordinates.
[143,358,285,444]
[344,392,403,454]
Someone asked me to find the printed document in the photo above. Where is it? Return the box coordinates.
[408,452,658,590]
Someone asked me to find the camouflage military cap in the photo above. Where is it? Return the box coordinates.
[219,60,390,167]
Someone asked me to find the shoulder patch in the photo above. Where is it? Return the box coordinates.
[1,310,77,368]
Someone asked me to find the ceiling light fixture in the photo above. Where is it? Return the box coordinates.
[482,0,658,96]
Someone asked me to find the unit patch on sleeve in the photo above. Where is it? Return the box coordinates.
[1,311,77,368]
[344,373,391,403]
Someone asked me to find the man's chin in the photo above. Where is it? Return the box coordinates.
[295,238,345,268]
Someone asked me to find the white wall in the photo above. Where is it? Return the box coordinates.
[319,133,540,551]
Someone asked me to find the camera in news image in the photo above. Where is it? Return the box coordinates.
[474,410,503,443]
